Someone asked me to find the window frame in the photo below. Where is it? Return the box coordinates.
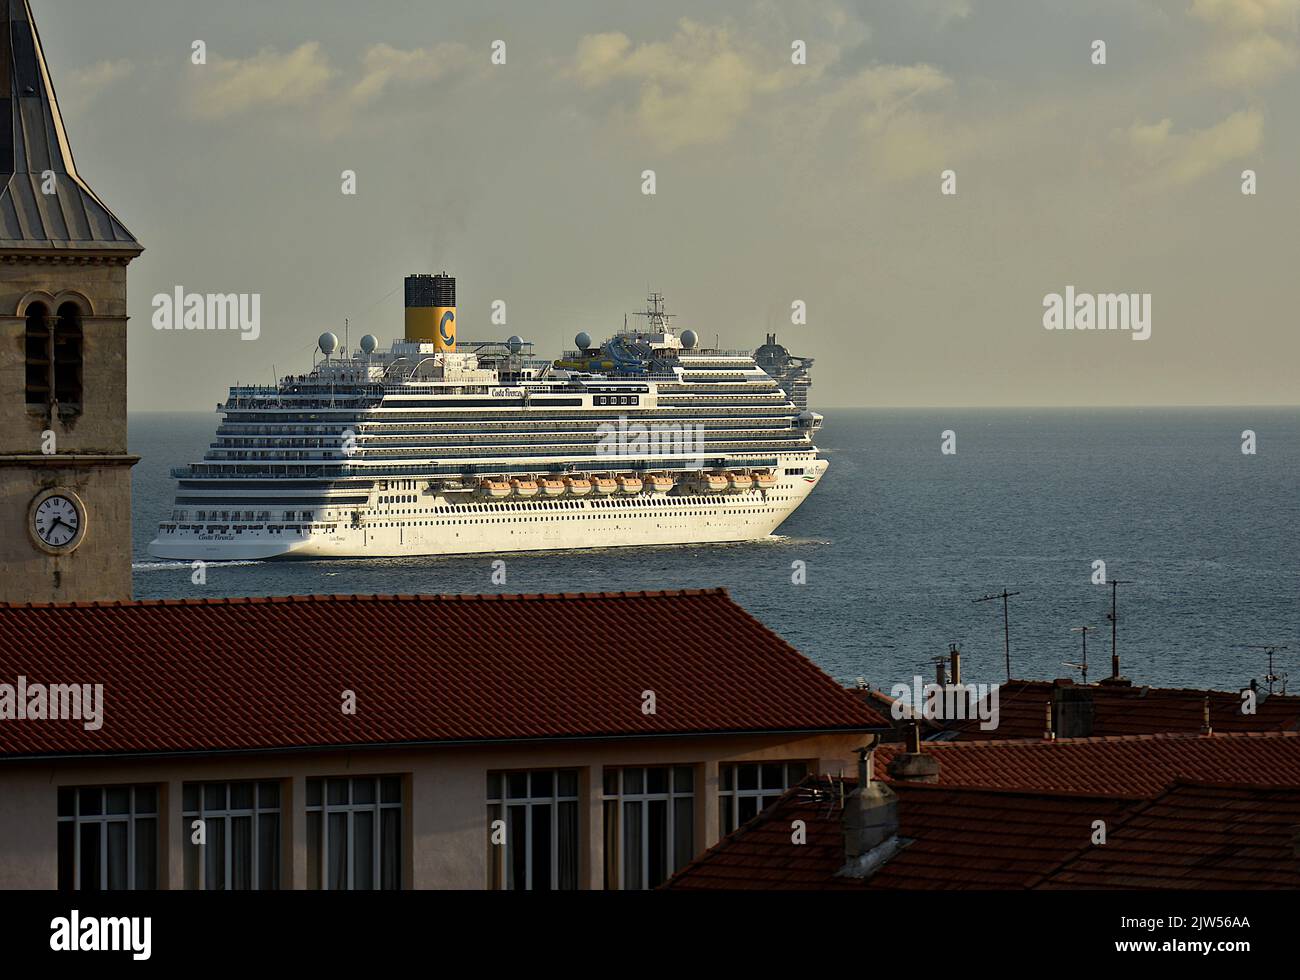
[56,784,159,891]
[305,775,404,891]
[181,780,282,890]
[601,765,695,890]
[717,760,809,837]
[485,768,581,890]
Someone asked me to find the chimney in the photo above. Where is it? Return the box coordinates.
[1044,700,1055,741]
[1097,651,1131,687]
[843,738,899,861]
[949,644,962,686]
[886,721,941,783]
[1052,681,1095,738]
[934,658,946,687]
[1201,696,1213,736]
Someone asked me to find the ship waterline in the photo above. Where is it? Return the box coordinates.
[149,281,826,561]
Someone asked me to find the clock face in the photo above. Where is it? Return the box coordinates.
[33,493,82,549]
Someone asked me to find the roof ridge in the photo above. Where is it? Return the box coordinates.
[0,588,731,610]
[929,730,1300,748]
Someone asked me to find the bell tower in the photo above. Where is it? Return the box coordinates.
[0,0,142,603]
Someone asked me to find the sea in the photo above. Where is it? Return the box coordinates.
[130,408,1299,694]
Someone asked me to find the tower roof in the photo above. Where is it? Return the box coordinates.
[0,0,139,254]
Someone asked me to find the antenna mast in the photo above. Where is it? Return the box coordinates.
[631,291,675,334]
[1066,625,1095,683]
[974,589,1021,682]
[1106,580,1132,676]
[1246,644,1290,695]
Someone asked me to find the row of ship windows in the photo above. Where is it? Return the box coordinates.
[162,497,796,530]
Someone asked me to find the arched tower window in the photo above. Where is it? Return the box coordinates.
[24,302,52,409]
[24,301,84,416]
[53,302,84,412]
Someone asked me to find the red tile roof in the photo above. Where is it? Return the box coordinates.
[877,731,1300,797]
[1035,781,1300,889]
[666,776,1300,890]
[665,776,1142,890]
[0,590,888,758]
[944,679,1300,740]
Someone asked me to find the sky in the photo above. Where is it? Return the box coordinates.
[34,0,1300,409]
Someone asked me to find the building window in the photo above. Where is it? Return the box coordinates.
[182,781,281,890]
[57,785,159,891]
[24,301,84,415]
[486,769,580,890]
[602,766,694,890]
[718,761,808,837]
[306,776,403,890]
[53,302,84,410]
[24,302,51,409]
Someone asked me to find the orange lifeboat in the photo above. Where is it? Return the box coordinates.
[753,470,777,490]
[538,477,566,496]
[479,478,511,499]
[592,475,618,495]
[511,478,539,498]
[728,472,754,492]
[564,476,592,496]
[646,473,675,494]
[700,472,728,493]
[616,475,643,494]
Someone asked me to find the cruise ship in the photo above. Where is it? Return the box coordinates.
[149,275,827,560]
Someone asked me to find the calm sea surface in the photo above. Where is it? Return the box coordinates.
[130,409,1299,693]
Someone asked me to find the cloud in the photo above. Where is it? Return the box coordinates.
[346,42,472,107]
[567,19,801,150]
[62,59,135,112]
[1115,109,1263,186]
[189,43,335,119]
[1190,0,1300,32]
[1189,0,1300,88]
[1208,31,1299,86]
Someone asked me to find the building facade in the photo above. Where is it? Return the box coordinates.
[0,0,142,605]
[0,590,890,890]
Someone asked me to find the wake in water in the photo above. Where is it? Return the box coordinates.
[131,559,264,572]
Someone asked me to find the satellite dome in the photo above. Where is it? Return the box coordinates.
[318,332,339,356]
[575,331,592,351]
[359,334,378,354]
[507,335,524,353]
[679,329,698,350]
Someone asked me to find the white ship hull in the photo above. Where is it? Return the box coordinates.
[149,462,826,561]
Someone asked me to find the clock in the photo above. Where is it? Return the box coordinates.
[29,489,87,555]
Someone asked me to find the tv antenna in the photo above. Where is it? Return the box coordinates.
[1065,625,1095,683]
[1243,644,1290,695]
[974,589,1021,681]
[1105,579,1132,676]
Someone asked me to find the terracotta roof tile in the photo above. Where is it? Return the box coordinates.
[877,731,1300,797]
[944,679,1300,740]
[0,590,888,758]
[1036,781,1300,889]
[667,775,1300,891]
[665,776,1142,890]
